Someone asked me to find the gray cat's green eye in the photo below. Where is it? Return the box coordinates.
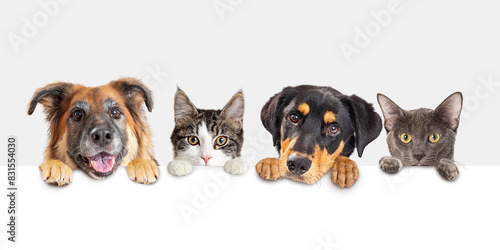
[187,136,199,145]
[215,136,228,146]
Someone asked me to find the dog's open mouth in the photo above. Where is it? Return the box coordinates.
[80,152,117,175]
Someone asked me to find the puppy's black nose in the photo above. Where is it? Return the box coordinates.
[92,128,113,146]
[414,154,426,161]
[287,157,311,175]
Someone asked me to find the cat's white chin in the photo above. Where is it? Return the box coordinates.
[167,160,193,176]
[223,158,248,175]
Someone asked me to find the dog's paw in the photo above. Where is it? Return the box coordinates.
[379,156,403,173]
[224,158,248,175]
[127,159,159,184]
[255,158,281,180]
[437,159,459,181]
[331,156,359,189]
[167,160,193,177]
[39,160,73,186]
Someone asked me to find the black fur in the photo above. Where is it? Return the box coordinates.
[261,85,382,158]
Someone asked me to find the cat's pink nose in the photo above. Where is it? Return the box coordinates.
[201,155,212,165]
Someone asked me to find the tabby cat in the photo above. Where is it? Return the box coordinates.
[377,92,463,181]
[168,89,247,176]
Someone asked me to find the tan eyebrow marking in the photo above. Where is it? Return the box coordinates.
[297,103,310,116]
[324,111,336,123]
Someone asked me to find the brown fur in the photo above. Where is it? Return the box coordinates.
[324,111,336,124]
[28,77,158,186]
[297,103,310,116]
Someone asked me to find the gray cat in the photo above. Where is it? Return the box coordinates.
[167,89,247,176]
[377,92,463,181]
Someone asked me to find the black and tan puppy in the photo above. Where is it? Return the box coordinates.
[256,85,382,188]
[28,77,159,186]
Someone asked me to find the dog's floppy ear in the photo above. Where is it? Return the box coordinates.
[27,82,74,118]
[261,89,294,148]
[220,91,245,131]
[173,89,198,126]
[343,95,383,157]
[435,92,463,132]
[110,77,154,112]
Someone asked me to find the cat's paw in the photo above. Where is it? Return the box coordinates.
[331,156,359,189]
[127,159,159,184]
[437,159,459,181]
[379,156,403,173]
[39,160,73,186]
[167,160,193,177]
[224,158,248,175]
[255,158,281,180]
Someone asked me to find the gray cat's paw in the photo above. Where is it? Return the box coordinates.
[223,158,248,175]
[437,159,459,181]
[379,156,403,173]
[167,160,193,176]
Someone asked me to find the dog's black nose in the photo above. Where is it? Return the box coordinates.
[414,154,426,161]
[287,157,311,175]
[92,128,113,146]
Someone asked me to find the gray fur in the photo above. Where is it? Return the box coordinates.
[170,90,244,159]
[377,92,463,181]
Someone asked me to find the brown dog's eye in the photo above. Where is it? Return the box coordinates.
[328,125,340,135]
[72,110,84,120]
[110,108,121,118]
[290,114,299,123]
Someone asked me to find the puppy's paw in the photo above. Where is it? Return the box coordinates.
[379,156,403,173]
[39,160,73,186]
[255,158,281,180]
[331,156,359,189]
[437,159,459,181]
[224,158,248,175]
[167,160,193,177]
[127,159,159,184]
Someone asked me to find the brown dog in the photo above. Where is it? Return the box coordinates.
[28,77,159,186]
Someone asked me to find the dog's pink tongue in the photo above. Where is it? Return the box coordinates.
[89,153,116,173]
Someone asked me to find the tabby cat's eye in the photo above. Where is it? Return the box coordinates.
[187,136,199,145]
[429,133,440,143]
[215,136,228,146]
[400,133,412,143]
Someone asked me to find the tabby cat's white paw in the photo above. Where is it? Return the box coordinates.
[167,160,193,176]
[223,158,248,175]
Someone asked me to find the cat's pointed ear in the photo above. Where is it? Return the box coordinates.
[343,95,383,157]
[377,93,404,132]
[174,89,198,125]
[220,91,245,131]
[28,82,75,118]
[435,92,463,132]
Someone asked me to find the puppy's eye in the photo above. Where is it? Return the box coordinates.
[429,133,440,143]
[215,136,228,146]
[290,114,299,123]
[400,133,412,144]
[110,107,121,118]
[328,125,340,135]
[72,110,84,120]
[187,136,199,145]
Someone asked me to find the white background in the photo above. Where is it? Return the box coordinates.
[1,0,500,249]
